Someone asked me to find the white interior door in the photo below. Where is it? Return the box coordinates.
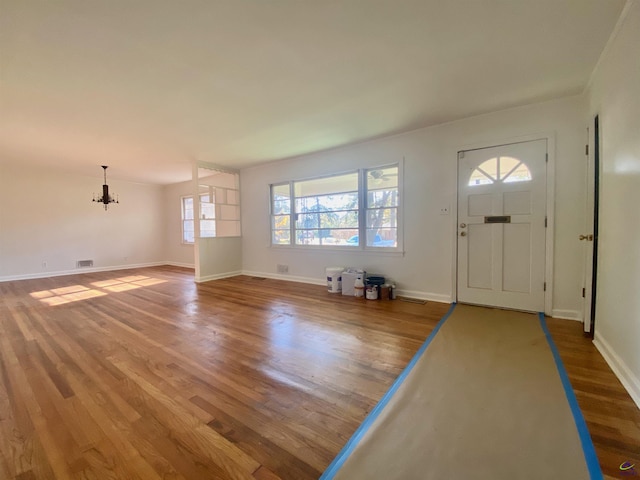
[457,139,547,312]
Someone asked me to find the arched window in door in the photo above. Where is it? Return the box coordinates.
[468,156,532,186]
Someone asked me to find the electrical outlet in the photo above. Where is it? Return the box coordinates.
[42,261,47,268]
[440,206,450,215]
[277,264,289,274]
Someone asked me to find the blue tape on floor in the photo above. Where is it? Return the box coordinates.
[320,302,458,480]
[538,312,603,480]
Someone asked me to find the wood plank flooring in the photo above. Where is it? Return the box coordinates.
[545,316,640,479]
[0,266,638,479]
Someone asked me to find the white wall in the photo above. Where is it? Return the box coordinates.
[196,237,243,282]
[163,179,195,267]
[588,0,640,407]
[241,95,587,315]
[0,161,165,280]
[0,162,243,281]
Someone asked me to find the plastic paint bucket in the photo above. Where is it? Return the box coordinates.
[326,267,343,293]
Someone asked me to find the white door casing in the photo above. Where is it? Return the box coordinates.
[457,139,547,312]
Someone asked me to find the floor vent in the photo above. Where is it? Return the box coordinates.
[77,260,94,268]
[399,297,427,304]
[252,277,267,280]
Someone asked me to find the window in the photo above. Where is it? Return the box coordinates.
[366,166,399,247]
[271,184,292,245]
[293,172,359,246]
[182,194,216,243]
[182,196,194,243]
[468,156,531,186]
[270,164,401,249]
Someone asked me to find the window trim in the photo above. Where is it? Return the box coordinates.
[270,181,293,247]
[269,162,403,253]
[363,165,402,251]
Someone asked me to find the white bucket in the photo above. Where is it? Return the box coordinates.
[326,267,343,293]
[366,285,378,300]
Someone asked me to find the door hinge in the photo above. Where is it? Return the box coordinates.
[585,144,589,155]
[545,216,547,228]
[582,287,586,298]
[544,282,547,292]
[545,153,548,163]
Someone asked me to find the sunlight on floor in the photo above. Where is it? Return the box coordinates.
[30,285,106,306]
[30,275,167,306]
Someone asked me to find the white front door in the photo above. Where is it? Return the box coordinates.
[457,139,547,312]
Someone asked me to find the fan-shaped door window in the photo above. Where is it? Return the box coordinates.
[468,156,532,186]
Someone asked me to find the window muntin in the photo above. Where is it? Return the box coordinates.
[468,156,532,186]
[270,165,400,250]
[365,166,399,247]
[502,160,532,183]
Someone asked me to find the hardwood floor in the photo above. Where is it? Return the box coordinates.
[546,316,640,479]
[0,266,638,479]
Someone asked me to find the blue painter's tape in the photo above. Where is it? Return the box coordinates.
[538,312,603,480]
[320,302,458,480]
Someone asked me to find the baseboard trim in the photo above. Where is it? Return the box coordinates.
[241,271,450,301]
[195,270,243,283]
[396,289,451,304]
[0,262,167,283]
[165,262,195,269]
[241,270,326,286]
[593,332,640,410]
[550,309,582,321]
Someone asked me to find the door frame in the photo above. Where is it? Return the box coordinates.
[582,115,600,334]
[451,132,556,316]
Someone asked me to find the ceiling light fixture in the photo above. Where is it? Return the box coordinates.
[92,165,119,210]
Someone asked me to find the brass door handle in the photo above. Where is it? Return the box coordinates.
[579,234,594,241]
[460,231,467,237]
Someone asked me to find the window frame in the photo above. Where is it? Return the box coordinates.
[269,162,403,253]
[270,181,293,247]
[181,193,222,244]
[293,170,360,247]
[181,195,195,244]
[468,156,533,186]
[363,165,401,250]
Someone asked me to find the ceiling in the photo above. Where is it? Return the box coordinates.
[0,0,625,184]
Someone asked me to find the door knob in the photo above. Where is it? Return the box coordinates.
[579,234,594,241]
[460,231,467,237]
[459,223,466,228]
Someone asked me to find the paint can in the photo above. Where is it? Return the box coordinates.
[326,267,343,293]
[380,284,390,300]
[366,285,378,300]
